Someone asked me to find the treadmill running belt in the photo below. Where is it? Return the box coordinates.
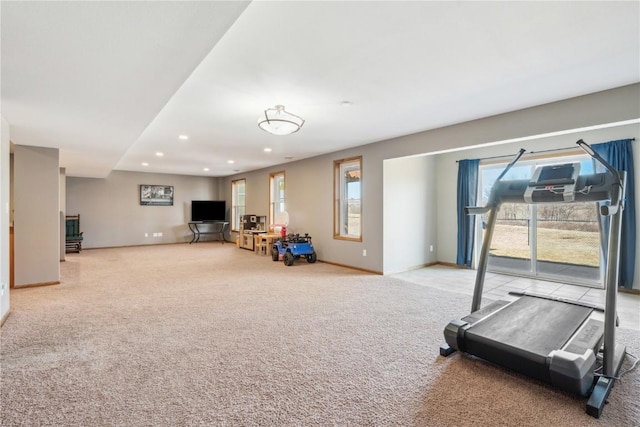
[466,296,593,359]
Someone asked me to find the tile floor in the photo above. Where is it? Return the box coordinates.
[391,265,640,331]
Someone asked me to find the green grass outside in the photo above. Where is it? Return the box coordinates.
[490,224,600,267]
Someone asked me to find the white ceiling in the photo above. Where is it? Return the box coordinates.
[2,1,639,178]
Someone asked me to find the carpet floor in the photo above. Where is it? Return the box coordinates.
[1,243,638,426]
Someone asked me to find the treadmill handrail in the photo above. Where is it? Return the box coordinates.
[576,139,624,213]
[465,206,491,216]
[468,149,525,311]
[576,139,621,185]
[496,148,527,183]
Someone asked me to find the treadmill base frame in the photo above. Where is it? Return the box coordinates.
[585,343,626,418]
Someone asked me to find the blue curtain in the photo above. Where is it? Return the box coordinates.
[456,159,480,267]
[593,139,636,289]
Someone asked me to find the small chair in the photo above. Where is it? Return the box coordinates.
[254,234,267,255]
[65,214,84,253]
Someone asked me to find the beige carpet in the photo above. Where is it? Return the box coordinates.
[1,244,638,426]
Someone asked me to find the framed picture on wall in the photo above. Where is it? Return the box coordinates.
[140,185,174,206]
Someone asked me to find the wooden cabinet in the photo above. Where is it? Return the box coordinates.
[239,232,255,251]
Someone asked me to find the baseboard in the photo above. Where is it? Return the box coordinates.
[318,260,382,275]
[85,240,230,250]
[0,309,10,327]
[383,262,439,276]
[13,281,60,289]
[436,261,470,269]
[619,287,640,295]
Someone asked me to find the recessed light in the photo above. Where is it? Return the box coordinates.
[284,156,293,160]
[178,135,189,140]
[156,152,164,157]
[227,160,235,164]
[203,167,210,172]
[340,101,353,107]
[264,148,272,153]
[141,162,149,166]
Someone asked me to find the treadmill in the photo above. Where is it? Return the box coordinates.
[440,140,627,418]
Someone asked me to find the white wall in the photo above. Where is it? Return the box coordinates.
[13,145,60,287]
[0,115,10,321]
[66,171,220,248]
[434,123,640,289]
[383,155,437,274]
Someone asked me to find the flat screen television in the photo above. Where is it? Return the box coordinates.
[191,200,226,222]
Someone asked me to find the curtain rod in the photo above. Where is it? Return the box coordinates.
[455,138,636,163]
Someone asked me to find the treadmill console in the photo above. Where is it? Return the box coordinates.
[524,163,580,204]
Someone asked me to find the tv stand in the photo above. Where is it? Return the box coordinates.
[188,221,228,244]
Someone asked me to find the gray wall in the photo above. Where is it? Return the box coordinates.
[60,84,639,283]
[0,116,10,320]
[13,145,60,287]
[66,171,220,248]
[220,148,383,272]
[222,84,640,275]
[220,157,334,265]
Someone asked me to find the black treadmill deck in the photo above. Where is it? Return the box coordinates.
[464,296,593,382]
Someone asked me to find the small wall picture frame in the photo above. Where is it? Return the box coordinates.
[140,185,174,206]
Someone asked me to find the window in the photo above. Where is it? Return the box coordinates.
[269,171,285,225]
[334,156,362,241]
[478,152,602,287]
[231,179,246,231]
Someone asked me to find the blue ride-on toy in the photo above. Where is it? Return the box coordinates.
[272,233,317,266]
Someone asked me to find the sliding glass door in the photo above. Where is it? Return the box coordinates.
[486,202,532,274]
[479,154,603,287]
[535,201,601,283]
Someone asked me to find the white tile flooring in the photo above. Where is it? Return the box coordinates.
[391,265,640,331]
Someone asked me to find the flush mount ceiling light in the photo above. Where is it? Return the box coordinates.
[258,105,305,136]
